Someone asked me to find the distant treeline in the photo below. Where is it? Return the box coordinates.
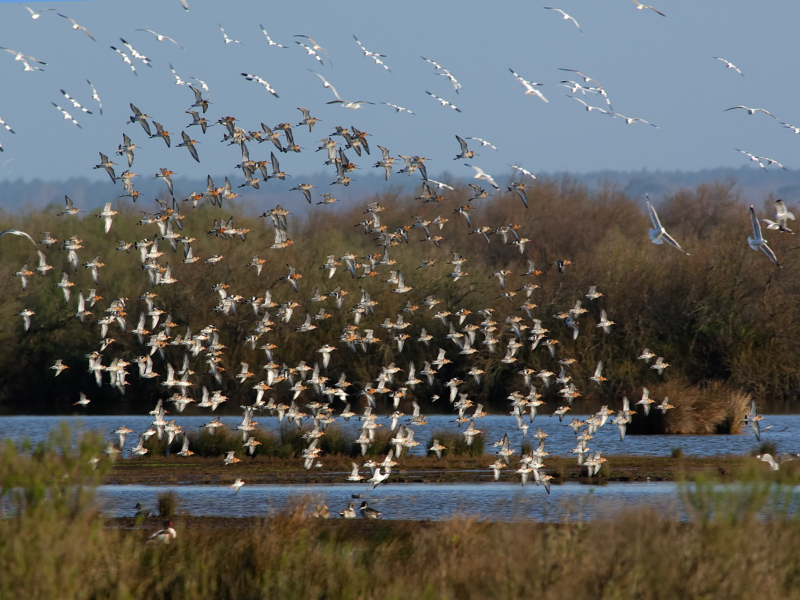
[1,164,796,212]
[0,177,797,415]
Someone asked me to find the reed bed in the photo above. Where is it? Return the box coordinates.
[628,380,751,434]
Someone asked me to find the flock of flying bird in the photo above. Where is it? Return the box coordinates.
[0,1,790,522]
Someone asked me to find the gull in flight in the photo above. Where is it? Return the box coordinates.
[57,14,96,41]
[609,112,658,127]
[51,103,82,128]
[24,6,55,19]
[120,39,152,67]
[755,155,787,171]
[86,80,102,115]
[136,29,184,49]
[510,164,536,179]
[736,148,766,171]
[0,47,47,71]
[467,137,497,150]
[321,79,372,109]
[725,106,775,118]
[259,25,287,48]
[761,199,795,234]
[544,7,582,32]
[559,68,612,109]
[328,98,373,110]
[509,68,548,102]
[567,95,610,114]
[353,35,391,71]
[310,71,368,107]
[647,195,689,254]
[169,63,186,86]
[110,46,137,76]
[295,35,330,66]
[466,164,499,190]
[426,91,461,112]
[219,24,242,44]
[0,117,14,134]
[630,0,666,17]
[421,57,461,93]
[714,56,743,77]
[191,76,209,93]
[61,89,92,114]
[780,121,800,134]
[748,205,780,266]
[381,103,415,115]
[310,70,337,96]
[0,229,36,245]
[241,73,279,98]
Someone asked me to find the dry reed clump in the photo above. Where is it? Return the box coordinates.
[629,380,751,434]
[156,490,178,517]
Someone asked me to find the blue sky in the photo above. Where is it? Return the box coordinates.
[0,0,797,188]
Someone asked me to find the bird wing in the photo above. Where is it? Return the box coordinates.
[750,205,763,241]
[646,198,662,231]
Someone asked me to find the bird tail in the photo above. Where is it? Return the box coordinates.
[648,229,662,244]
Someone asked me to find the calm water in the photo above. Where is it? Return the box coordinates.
[98,481,683,521]
[95,480,800,521]
[2,414,797,458]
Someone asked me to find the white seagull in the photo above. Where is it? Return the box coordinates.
[647,196,689,254]
[135,29,184,49]
[544,7,582,32]
[466,165,499,189]
[725,106,775,118]
[748,205,780,266]
[51,103,82,128]
[567,95,609,114]
[241,73,279,98]
[0,229,36,245]
[353,35,391,71]
[381,103,415,115]
[714,56,743,77]
[426,91,461,112]
[467,137,497,150]
[86,80,102,115]
[110,46,137,76]
[259,25,287,48]
[218,24,242,44]
[509,69,549,102]
[24,6,55,19]
[761,200,795,234]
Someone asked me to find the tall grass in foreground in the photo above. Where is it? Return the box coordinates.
[3,431,800,598]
